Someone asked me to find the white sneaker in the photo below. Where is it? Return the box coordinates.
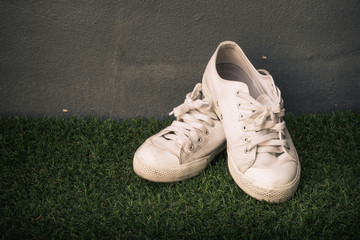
[133,83,226,182]
[202,41,300,202]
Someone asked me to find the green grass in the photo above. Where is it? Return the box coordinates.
[1,112,359,239]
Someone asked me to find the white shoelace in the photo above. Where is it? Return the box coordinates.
[161,85,217,151]
[235,90,288,154]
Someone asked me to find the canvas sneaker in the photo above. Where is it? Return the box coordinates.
[202,41,301,202]
[133,83,226,182]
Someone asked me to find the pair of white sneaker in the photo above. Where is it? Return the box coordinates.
[133,41,300,203]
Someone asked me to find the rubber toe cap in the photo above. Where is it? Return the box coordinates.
[245,161,299,189]
[135,140,180,169]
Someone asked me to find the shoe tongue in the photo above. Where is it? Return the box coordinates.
[256,94,274,106]
[150,83,206,157]
[151,135,181,156]
[190,83,203,100]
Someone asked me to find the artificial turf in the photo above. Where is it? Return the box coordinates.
[1,111,359,239]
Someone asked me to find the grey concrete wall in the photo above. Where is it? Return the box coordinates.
[1,0,359,119]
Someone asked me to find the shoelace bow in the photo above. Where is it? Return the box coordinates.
[162,92,216,150]
[236,91,288,154]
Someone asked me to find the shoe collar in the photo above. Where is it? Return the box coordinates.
[210,41,280,104]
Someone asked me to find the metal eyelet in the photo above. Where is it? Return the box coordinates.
[197,137,203,143]
[235,90,240,96]
[220,114,223,120]
[237,103,241,109]
[244,137,249,143]
[188,144,194,151]
[204,130,210,135]
[242,126,247,131]
[216,101,219,107]
[244,148,250,154]
[210,122,215,128]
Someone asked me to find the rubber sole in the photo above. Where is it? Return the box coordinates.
[133,144,225,183]
[228,155,301,203]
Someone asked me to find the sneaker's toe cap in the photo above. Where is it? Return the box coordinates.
[135,140,180,169]
[245,160,299,190]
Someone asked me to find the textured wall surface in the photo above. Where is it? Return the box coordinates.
[1,0,359,118]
